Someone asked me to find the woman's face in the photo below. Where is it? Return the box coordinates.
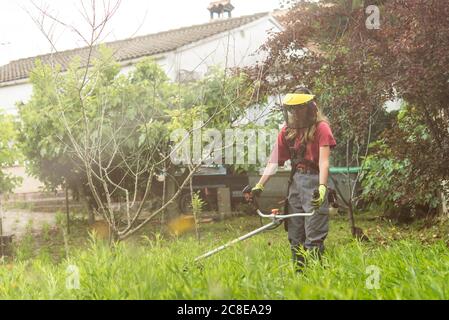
[284,104,316,129]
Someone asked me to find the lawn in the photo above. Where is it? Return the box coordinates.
[0,212,448,299]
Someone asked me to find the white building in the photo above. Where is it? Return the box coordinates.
[0,1,284,193]
[0,6,283,114]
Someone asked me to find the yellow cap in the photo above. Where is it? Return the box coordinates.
[283,93,315,106]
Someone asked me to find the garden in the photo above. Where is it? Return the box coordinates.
[0,0,448,301]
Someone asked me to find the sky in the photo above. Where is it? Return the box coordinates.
[0,0,281,66]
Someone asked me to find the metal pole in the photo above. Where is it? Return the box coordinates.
[195,188,316,263]
[194,220,281,262]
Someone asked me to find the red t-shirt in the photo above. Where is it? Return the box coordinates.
[269,122,336,167]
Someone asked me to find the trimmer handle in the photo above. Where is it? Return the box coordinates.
[242,185,252,196]
[312,189,320,201]
[242,185,260,209]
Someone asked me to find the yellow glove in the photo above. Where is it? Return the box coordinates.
[251,183,264,197]
[311,185,327,208]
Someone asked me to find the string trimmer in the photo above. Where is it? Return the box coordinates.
[194,186,317,262]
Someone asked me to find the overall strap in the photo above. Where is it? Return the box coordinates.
[288,137,307,171]
[286,135,307,186]
[287,130,320,174]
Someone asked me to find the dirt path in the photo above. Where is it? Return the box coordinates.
[1,210,57,239]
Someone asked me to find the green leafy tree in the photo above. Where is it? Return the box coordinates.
[361,104,444,219]
[167,67,265,174]
[19,46,260,241]
[19,49,181,240]
[0,113,22,194]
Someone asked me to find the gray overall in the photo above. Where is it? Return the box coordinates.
[287,171,331,267]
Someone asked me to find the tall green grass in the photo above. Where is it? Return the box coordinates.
[1,218,448,300]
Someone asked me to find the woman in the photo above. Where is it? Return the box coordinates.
[251,87,336,271]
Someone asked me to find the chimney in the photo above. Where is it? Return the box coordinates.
[208,0,234,20]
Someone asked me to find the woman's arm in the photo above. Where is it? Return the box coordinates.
[257,162,279,187]
[319,146,331,186]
